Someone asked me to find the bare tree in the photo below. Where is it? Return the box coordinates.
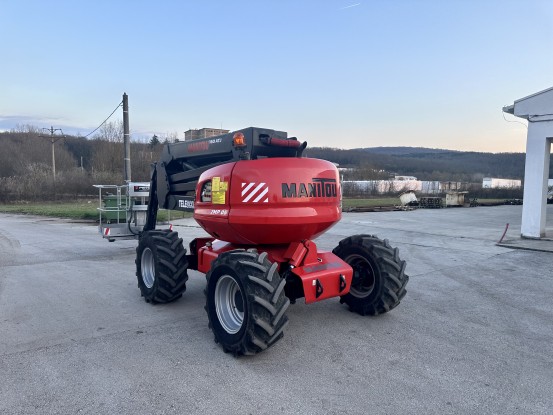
[95,120,123,143]
[90,121,124,175]
[167,131,180,143]
[11,124,40,134]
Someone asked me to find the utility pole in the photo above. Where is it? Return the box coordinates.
[40,126,65,180]
[123,92,131,183]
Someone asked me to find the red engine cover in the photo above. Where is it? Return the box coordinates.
[193,158,341,245]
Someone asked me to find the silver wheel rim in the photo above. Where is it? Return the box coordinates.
[346,253,376,298]
[141,247,155,289]
[215,274,244,334]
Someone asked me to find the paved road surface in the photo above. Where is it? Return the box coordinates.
[1,206,552,414]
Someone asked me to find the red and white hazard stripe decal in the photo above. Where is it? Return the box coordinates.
[104,228,110,236]
[241,182,269,203]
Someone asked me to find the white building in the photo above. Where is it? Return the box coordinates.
[342,180,421,194]
[342,180,457,195]
[394,175,417,181]
[482,178,522,189]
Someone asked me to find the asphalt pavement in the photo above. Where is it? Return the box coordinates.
[1,205,552,414]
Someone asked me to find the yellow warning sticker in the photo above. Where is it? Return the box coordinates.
[212,191,226,204]
[220,181,228,191]
[212,177,221,192]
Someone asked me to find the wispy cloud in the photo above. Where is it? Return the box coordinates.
[0,114,160,140]
[0,114,61,123]
[340,2,361,10]
[0,114,88,135]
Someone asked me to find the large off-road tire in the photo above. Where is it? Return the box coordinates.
[333,235,408,316]
[205,249,290,356]
[136,230,189,304]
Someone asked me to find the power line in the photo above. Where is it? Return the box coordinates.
[83,101,123,138]
[502,107,527,129]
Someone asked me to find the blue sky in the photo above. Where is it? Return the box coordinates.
[1,0,552,152]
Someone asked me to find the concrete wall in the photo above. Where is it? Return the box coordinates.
[506,86,553,238]
[521,126,551,238]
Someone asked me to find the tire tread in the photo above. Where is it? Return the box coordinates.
[205,250,289,356]
[135,229,189,304]
[333,234,409,316]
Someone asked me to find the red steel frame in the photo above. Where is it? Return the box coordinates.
[193,238,353,304]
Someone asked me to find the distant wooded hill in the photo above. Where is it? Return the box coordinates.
[355,146,454,156]
[1,125,551,202]
[304,146,553,182]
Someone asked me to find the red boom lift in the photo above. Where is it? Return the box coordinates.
[136,127,408,356]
